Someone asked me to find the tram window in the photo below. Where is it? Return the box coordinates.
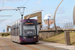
[17,27,19,35]
[11,29,12,35]
[17,27,19,36]
[20,25,22,36]
[12,29,14,36]
[15,29,17,36]
[13,29,15,36]
[23,25,36,36]
[14,28,15,36]
[23,26,35,30]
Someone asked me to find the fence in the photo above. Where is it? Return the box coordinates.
[62,22,74,29]
[41,22,74,30]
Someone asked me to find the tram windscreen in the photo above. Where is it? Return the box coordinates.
[23,25,36,36]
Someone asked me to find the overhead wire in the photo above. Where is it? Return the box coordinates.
[0,0,4,24]
[8,0,30,26]
[0,11,17,24]
[0,0,29,25]
[0,11,18,31]
[0,6,19,25]
[6,10,19,26]
[22,0,29,7]
[8,18,21,26]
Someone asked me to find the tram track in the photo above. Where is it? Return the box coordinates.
[36,44,56,50]
[24,45,38,50]
[1,38,53,50]
[25,44,56,50]
[1,38,38,50]
[0,38,56,50]
[0,39,20,50]
[0,38,39,50]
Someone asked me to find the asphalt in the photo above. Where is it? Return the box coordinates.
[0,37,73,50]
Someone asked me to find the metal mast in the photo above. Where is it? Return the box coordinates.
[17,7,25,19]
[0,9,20,11]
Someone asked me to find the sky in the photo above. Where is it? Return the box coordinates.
[0,0,75,32]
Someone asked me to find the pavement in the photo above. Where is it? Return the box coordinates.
[39,41,75,50]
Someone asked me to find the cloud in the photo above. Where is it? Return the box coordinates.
[0,0,26,2]
[31,9,42,13]
[57,7,65,14]
[56,16,73,23]
[0,0,8,2]
[31,10,35,12]
[0,6,14,9]
[4,20,11,23]
[57,9,65,14]
[56,16,73,28]
[35,7,40,9]
[0,19,6,22]
[64,19,69,21]
[3,6,14,9]
[0,20,11,28]
[35,0,41,4]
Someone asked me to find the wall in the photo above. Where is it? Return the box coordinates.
[39,32,59,40]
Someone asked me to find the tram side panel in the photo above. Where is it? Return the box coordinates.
[16,22,20,43]
[11,26,15,42]
[15,21,18,42]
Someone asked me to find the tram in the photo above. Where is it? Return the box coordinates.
[11,19,39,43]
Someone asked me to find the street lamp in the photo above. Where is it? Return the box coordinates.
[48,18,50,29]
[54,0,63,35]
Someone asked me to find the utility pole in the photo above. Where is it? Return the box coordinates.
[17,7,26,19]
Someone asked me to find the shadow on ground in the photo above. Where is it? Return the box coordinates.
[20,42,43,45]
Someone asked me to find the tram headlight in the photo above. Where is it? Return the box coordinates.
[34,36,36,38]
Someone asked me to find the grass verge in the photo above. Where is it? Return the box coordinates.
[40,32,75,45]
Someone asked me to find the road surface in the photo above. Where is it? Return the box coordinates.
[0,37,68,50]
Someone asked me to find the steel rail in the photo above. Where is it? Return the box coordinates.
[24,45,38,50]
[0,40,20,50]
[1,38,38,50]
